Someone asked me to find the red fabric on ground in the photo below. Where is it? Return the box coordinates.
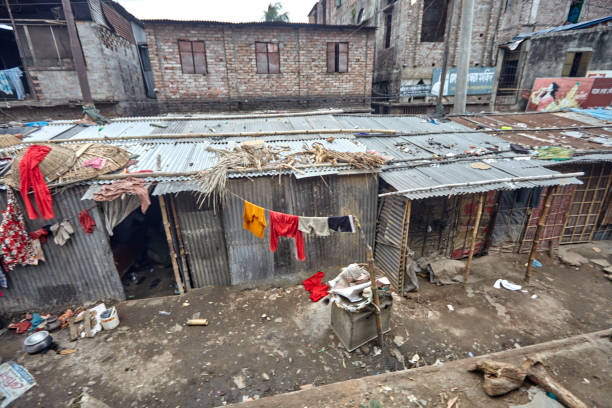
[19,145,54,220]
[310,284,329,302]
[302,271,324,291]
[302,271,329,302]
[269,210,305,261]
[79,209,96,233]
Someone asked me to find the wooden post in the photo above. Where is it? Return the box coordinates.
[61,0,93,104]
[159,195,184,295]
[525,188,554,283]
[464,193,485,285]
[169,196,192,290]
[366,245,384,348]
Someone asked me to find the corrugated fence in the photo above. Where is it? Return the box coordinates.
[0,186,124,315]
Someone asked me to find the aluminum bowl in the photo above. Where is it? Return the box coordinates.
[24,331,53,354]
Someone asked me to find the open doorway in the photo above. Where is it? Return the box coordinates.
[0,27,29,101]
[110,196,177,300]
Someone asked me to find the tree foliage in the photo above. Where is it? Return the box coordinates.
[263,2,289,22]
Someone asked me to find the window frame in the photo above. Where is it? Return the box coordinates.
[178,40,208,75]
[421,0,448,43]
[384,12,393,49]
[255,41,281,74]
[327,42,349,73]
[17,25,73,68]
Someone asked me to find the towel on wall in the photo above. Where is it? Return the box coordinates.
[328,215,355,233]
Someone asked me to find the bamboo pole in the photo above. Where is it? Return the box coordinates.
[158,195,185,295]
[24,128,397,144]
[464,193,485,285]
[525,188,554,283]
[169,196,192,290]
[366,245,384,347]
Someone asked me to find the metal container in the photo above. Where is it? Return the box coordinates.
[24,331,53,354]
[331,294,393,352]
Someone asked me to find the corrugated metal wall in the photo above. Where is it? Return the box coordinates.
[0,186,125,315]
[172,193,230,287]
[222,173,378,285]
[374,195,407,288]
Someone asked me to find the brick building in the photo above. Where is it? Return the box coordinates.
[0,0,155,120]
[308,0,611,114]
[143,21,375,111]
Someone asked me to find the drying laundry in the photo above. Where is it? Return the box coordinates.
[50,220,75,246]
[243,200,267,238]
[0,189,36,272]
[29,227,49,243]
[19,144,54,220]
[298,216,330,236]
[93,177,150,214]
[29,239,46,265]
[83,157,107,170]
[0,268,7,289]
[301,271,329,302]
[269,210,305,261]
[79,209,96,234]
[328,215,355,232]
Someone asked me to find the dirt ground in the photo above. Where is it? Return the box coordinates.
[1,243,611,407]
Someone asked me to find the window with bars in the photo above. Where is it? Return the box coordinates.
[178,40,207,75]
[16,25,72,67]
[327,42,348,73]
[497,49,520,96]
[255,42,280,74]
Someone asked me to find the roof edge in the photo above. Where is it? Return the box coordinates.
[142,20,376,30]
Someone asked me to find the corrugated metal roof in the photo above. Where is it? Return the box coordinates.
[381,159,582,200]
[142,19,376,30]
[512,16,612,41]
[569,108,612,123]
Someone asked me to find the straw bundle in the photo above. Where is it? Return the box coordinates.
[3,144,76,188]
[0,134,22,148]
[196,141,387,206]
[57,143,130,184]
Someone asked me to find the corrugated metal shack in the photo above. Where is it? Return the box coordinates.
[452,110,612,246]
[1,111,384,314]
[2,110,608,313]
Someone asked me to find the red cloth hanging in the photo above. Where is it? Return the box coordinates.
[29,228,49,243]
[78,209,96,234]
[301,271,329,302]
[269,210,305,261]
[19,145,54,220]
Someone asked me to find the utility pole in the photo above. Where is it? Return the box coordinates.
[452,0,475,114]
[435,0,456,116]
[61,0,93,104]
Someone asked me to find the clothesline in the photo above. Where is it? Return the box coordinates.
[227,190,361,226]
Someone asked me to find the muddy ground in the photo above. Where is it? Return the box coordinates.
[1,243,611,407]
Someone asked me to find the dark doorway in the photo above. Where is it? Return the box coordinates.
[0,28,29,100]
[109,197,176,299]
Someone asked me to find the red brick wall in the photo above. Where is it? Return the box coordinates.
[145,22,374,109]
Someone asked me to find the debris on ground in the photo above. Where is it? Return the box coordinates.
[0,361,36,406]
[186,319,208,326]
[69,392,111,408]
[494,279,522,291]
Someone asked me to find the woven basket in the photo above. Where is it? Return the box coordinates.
[4,144,76,188]
[56,143,130,184]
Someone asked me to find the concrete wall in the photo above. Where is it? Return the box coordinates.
[313,0,611,106]
[145,22,374,111]
[514,26,612,109]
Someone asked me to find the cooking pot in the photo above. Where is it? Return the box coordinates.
[24,331,53,354]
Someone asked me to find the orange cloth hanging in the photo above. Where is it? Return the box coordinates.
[243,200,267,238]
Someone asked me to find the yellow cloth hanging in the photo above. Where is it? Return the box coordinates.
[243,200,267,238]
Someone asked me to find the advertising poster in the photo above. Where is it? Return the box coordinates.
[430,67,496,96]
[526,77,612,112]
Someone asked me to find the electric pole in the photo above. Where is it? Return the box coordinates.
[453,0,475,114]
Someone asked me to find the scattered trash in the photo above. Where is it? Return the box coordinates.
[470,162,492,170]
[100,307,119,331]
[299,384,314,390]
[447,396,459,408]
[393,335,405,347]
[232,374,246,389]
[410,354,420,364]
[468,352,474,358]
[0,361,36,406]
[186,319,208,326]
[469,359,534,396]
[59,348,77,355]
[447,304,454,312]
[591,247,601,253]
[493,279,522,291]
[531,294,538,299]
[158,311,171,316]
[182,301,190,307]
